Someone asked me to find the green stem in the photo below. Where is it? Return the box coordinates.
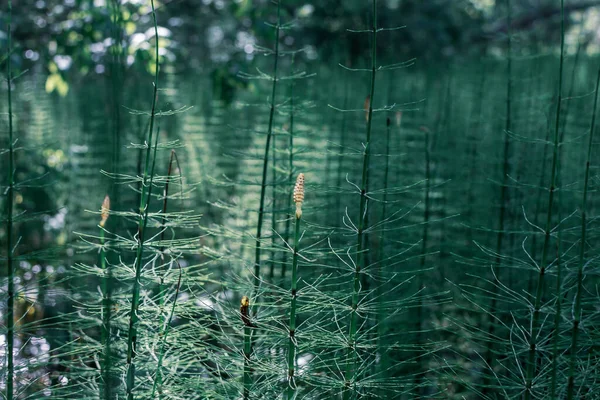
[5,1,15,398]
[109,0,123,214]
[566,64,600,400]
[377,116,394,380]
[414,125,431,397]
[125,1,160,398]
[559,13,584,138]
[102,3,122,397]
[152,150,177,396]
[150,262,182,398]
[524,2,564,397]
[550,207,563,399]
[483,0,512,391]
[243,325,252,400]
[282,57,296,280]
[286,213,302,400]
[334,81,350,227]
[343,1,377,398]
[100,228,112,400]
[270,117,277,281]
[254,0,282,292]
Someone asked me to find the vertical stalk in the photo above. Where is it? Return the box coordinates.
[550,207,563,399]
[335,81,350,226]
[243,326,251,399]
[100,228,111,399]
[526,71,555,297]
[108,0,123,212]
[559,13,584,137]
[414,125,431,397]
[483,1,511,392]
[566,65,600,400]
[524,2,564,397]
[100,195,112,400]
[254,0,282,292]
[376,116,394,380]
[281,56,296,279]
[466,63,486,245]
[269,122,277,281]
[286,173,304,400]
[150,262,182,398]
[241,296,253,400]
[5,1,15,398]
[125,1,160,398]
[152,150,177,396]
[343,1,377,398]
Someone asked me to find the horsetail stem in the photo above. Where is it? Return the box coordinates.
[377,116,394,379]
[334,81,350,229]
[152,149,179,395]
[550,203,563,399]
[254,0,282,294]
[414,125,431,396]
[566,64,600,400]
[150,261,183,398]
[343,1,377,398]
[241,295,253,400]
[524,1,565,397]
[125,0,160,397]
[281,55,296,280]
[483,0,512,391]
[5,1,15,398]
[269,120,277,281]
[108,0,123,218]
[287,173,304,400]
[99,195,112,399]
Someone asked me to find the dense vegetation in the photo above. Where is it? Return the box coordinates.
[2,0,600,399]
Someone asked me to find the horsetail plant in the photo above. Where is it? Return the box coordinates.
[252,0,282,293]
[4,2,15,398]
[125,0,161,397]
[150,261,183,398]
[483,0,512,389]
[99,195,112,400]
[414,124,431,396]
[550,194,564,399]
[107,0,124,214]
[286,173,304,400]
[376,116,394,380]
[343,1,378,397]
[524,1,565,397]
[566,64,600,400]
[157,150,180,306]
[269,133,278,281]
[282,55,297,280]
[241,295,254,400]
[334,81,350,229]
[151,149,180,395]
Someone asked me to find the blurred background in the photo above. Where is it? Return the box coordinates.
[4,0,600,86]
